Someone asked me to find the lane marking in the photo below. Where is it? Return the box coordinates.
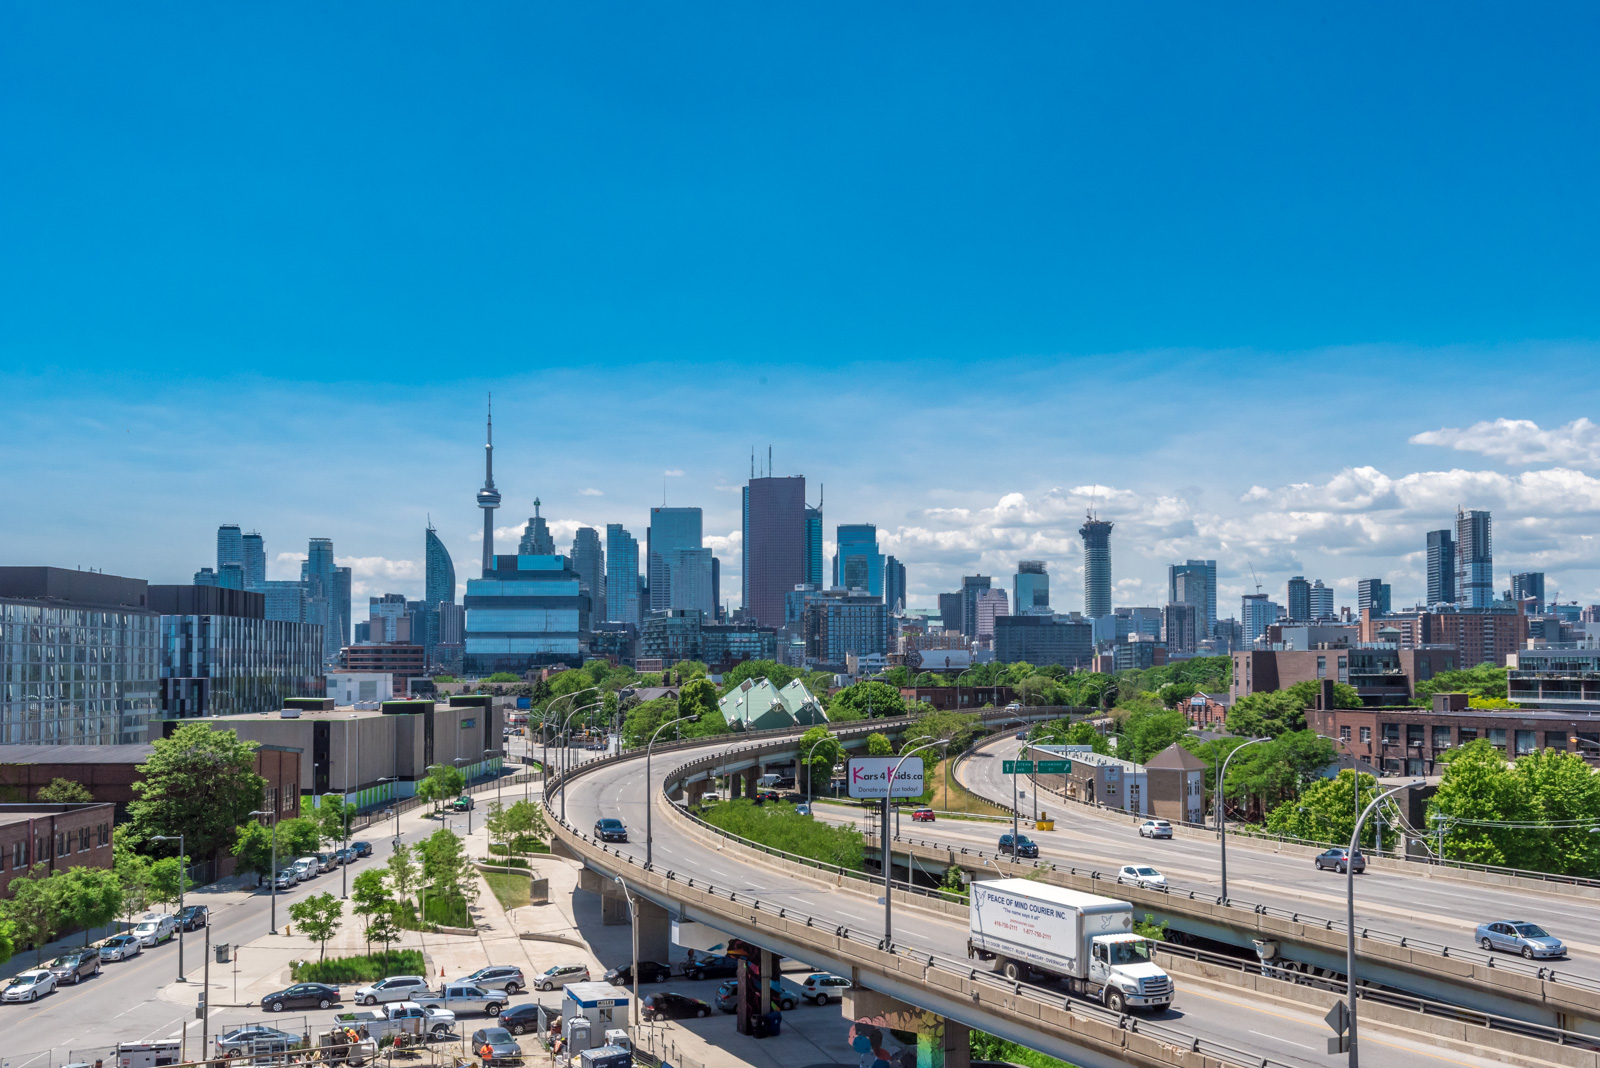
[1248,1029,1312,1050]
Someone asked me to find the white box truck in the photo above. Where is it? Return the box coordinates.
[967,878,1173,1013]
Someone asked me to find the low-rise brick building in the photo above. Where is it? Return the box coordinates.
[0,802,115,898]
[1232,644,1457,706]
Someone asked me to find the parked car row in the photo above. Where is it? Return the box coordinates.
[4,906,214,1004]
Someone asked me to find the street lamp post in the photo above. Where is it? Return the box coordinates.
[883,738,949,946]
[1345,781,1422,1068]
[613,876,641,1028]
[149,834,186,981]
[247,810,279,934]
[546,686,601,779]
[1217,737,1269,901]
[454,758,474,834]
[343,714,356,899]
[804,734,834,809]
[558,701,604,820]
[645,713,700,869]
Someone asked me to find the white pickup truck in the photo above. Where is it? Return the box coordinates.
[412,983,512,1017]
[334,1001,457,1038]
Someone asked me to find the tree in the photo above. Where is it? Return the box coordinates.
[2,865,63,963]
[866,733,893,756]
[719,660,801,694]
[1155,683,1198,709]
[314,795,354,848]
[901,709,980,754]
[418,827,477,905]
[1117,707,1190,764]
[485,801,512,854]
[1266,769,1379,847]
[0,917,15,967]
[620,696,678,749]
[1284,680,1363,710]
[1415,664,1508,702]
[148,856,186,911]
[417,765,465,813]
[125,723,265,867]
[387,844,420,910]
[829,681,907,721]
[505,799,547,846]
[349,869,390,957]
[882,666,911,688]
[288,891,344,961]
[1224,690,1306,739]
[231,821,278,886]
[1428,740,1542,868]
[53,866,124,946]
[273,816,324,861]
[113,842,153,929]
[797,726,843,793]
[1515,748,1600,876]
[368,906,402,959]
[37,778,93,803]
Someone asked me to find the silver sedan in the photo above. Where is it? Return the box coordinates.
[1476,920,1565,959]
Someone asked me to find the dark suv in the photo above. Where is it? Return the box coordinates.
[998,833,1039,858]
[682,955,740,981]
[178,905,210,931]
[48,950,101,984]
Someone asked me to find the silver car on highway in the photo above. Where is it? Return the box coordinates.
[1476,920,1565,959]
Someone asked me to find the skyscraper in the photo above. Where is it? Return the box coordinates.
[1426,529,1456,605]
[571,527,606,623]
[960,575,992,639]
[1014,561,1050,613]
[1456,508,1494,609]
[833,524,883,595]
[241,532,266,589]
[804,502,825,588]
[975,587,1009,642]
[1079,517,1113,619]
[1167,559,1216,636]
[334,566,352,651]
[648,506,704,613]
[1240,593,1279,646]
[884,556,907,615]
[1163,602,1199,654]
[1357,579,1392,617]
[742,475,807,626]
[1285,576,1311,621]
[1511,572,1545,612]
[1308,579,1334,620]
[476,400,501,577]
[937,592,963,634]
[605,524,642,627]
[303,537,338,662]
[425,523,456,605]
[217,524,243,573]
[518,499,556,555]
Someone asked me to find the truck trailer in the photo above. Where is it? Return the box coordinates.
[966,878,1173,1013]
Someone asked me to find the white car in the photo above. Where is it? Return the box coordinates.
[534,964,591,991]
[292,857,319,881]
[3,969,57,1002]
[353,975,430,1005]
[1138,820,1174,839]
[132,915,179,946]
[1118,864,1168,889]
[800,973,853,1005]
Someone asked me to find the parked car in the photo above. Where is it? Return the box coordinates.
[498,1003,542,1035]
[714,979,799,1013]
[215,1026,301,1058]
[47,950,101,985]
[333,848,356,865]
[594,818,629,843]
[452,795,475,811]
[178,905,210,930]
[456,965,526,994]
[998,833,1039,858]
[534,964,590,991]
[1138,820,1174,840]
[911,807,936,822]
[2,969,57,1002]
[642,992,711,1020]
[1118,864,1168,889]
[274,868,299,891]
[292,857,319,881]
[262,983,343,1012]
[801,973,853,1005]
[1313,847,1366,874]
[758,790,781,803]
[1477,921,1566,959]
[605,961,671,985]
[132,915,178,947]
[99,935,142,962]
[682,955,740,981]
[470,1027,522,1066]
[351,841,374,858]
[315,853,337,873]
[354,975,431,1005]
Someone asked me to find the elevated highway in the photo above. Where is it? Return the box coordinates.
[545,720,1589,1068]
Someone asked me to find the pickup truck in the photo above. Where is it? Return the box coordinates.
[412,983,511,1016]
[335,1001,457,1038]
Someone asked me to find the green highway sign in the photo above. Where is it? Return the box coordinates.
[1005,759,1068,774]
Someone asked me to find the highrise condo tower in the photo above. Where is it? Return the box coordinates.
[1456,508,1493,609]
[1079,517,1113,618]
[425,522,456,605]
[1426,529,1456,605]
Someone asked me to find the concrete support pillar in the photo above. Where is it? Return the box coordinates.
[759,947,774,1017]
[730,774,743,799]
[845,989,971,1068]
[601,894,630,925]
[635,897,671,963]
[686,780,709,804]
[742,767,759,796]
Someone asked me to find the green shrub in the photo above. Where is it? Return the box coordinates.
[291,950,425,983]
[423,892,470,927]
[700,800,864,870]
[481,855,530,869]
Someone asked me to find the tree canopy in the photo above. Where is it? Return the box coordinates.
[126,723,264,865]
[829,681,906,721]
[1428,740,1600,874]
[1414,664,1508,702]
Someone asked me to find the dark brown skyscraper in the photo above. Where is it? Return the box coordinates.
[742,475,807,626]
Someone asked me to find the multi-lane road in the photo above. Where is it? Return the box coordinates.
[562,735,1518,1068]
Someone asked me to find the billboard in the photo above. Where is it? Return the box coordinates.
[846,756,925,799]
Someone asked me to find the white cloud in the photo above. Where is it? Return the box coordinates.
[579,488,604,496]
[1411,418,1600,467]
[664,469,684,477]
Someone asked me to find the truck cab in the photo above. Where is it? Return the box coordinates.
[1088,935,1172,1012]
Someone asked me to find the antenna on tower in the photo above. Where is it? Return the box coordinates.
[768,445,772,479]
[751,448,755,479]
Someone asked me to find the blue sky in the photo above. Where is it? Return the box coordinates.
[4,5,1600,618]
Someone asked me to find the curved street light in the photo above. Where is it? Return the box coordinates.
[1217,736,1269,901]
[1345,781,1423,1067]
[645,713,700,868]
[804,732,835,808]
[883,737,951,946]
[149,834,187,981]
[557,701,606,819]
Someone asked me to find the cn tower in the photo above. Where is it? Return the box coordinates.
[476,397,501,575]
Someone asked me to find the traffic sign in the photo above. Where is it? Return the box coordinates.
[1004,759,1067,774]
[1038,760,1068,773]
[1324,1000,1348,1036]
[1003,760,1034,773]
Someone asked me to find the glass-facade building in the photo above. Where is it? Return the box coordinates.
[0,568,161,745]
[804,506,824,587]
[158,613,324,719]
[1167,559,1216,636]
[833,524,883,596]
[1014,561,1050,613]
[605,525,641,627]
[647,507,703,614]
[1456,509,1494,609]
[465,554,590,673]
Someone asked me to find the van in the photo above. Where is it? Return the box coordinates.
[292,857,319,881]
[756,773,782,790]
